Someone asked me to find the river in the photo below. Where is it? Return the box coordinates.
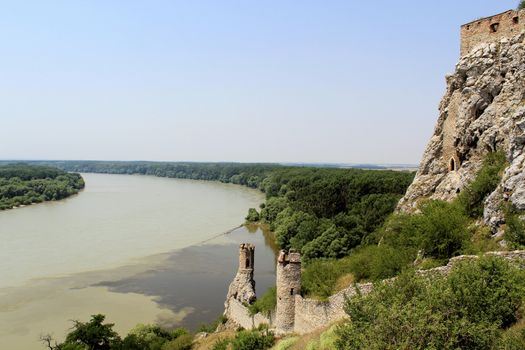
[0,173,277,349]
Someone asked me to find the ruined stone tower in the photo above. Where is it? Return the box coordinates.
[275,249,301,333]
[226,243,256,305]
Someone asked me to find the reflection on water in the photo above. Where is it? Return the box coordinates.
[0,173,268,349]
[99,225,278,330]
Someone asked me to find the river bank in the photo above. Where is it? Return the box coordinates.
[0,173,271,349]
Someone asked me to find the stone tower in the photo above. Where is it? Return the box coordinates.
[275,249,301,333]
[226,243,256,304]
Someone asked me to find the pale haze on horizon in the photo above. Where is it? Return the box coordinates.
[0,0,518,164]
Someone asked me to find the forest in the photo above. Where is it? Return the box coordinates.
[27,160,414,261]
[0,164,85,210]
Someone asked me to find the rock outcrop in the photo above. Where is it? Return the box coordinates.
[224,243,256,314]
[398,32,525,229]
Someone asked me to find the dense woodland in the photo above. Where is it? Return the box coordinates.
[0,164,84,210]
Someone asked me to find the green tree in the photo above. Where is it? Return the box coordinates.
[245,208,260,222]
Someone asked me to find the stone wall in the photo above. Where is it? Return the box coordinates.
[293,283,373,334]
[225,250,525,334]
[226,298,272,330]
[460,10,525,56]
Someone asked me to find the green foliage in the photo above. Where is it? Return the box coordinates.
[271,336,298,350]
[211,338,232,350]
[335,256,525,350]
[519,0,525,10]
[230,330,275,350]
[385,200,471,259]
[505,204,525,248]
[61,314,121,350]
[211,330,274,350]
[301,259,352,299]
[28,160,413,259]
[42,315,192,350]
[245,208,260,222]
[345,244,415,282]
[0,163,84,210]
[160,334,193,350]
[248,287,276,316]
[197,314,228,333]
[456,151,507,218]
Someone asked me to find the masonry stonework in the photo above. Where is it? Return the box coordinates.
[225,243,256,306]
[275,249,301,333]
[461,9,525,56]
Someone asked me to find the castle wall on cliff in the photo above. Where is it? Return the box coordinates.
[398,9,525,228]
[461,10,525,56]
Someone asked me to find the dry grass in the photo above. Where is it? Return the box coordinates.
[333,273,354,294]
[192,330,236,350]
[271,323,340,350]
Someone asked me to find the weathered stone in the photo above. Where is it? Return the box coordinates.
[398,29,525,229]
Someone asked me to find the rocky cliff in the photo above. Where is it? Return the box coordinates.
[398,32,525,229]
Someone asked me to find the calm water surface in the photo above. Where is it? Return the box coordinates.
[0,173,276,349]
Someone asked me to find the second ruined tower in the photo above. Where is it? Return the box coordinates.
[275,249,301,333]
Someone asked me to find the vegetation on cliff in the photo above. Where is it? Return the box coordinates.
[301,151,507,298]
[0,164,84,210]
[336,256,525,350]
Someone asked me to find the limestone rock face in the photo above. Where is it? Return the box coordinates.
[398,33,525,228]
[226,269,256,305]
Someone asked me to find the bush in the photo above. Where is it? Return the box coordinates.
[346,244,415,282]
[519,0,525,10]
[246,208,260,222]
[456,151,507,218]
[211,338,231,350]
[248,287,276,316]
[335,256,525,350]
[505,204,525,248]
[197,314,228,333]
[231,330,274,350]
[382,200,470,260]
[301,259,347,299]
[160,334,193,350]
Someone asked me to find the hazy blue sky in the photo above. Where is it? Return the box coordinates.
[0,1,518,164]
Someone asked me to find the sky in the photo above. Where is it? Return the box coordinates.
[0,1,519,164]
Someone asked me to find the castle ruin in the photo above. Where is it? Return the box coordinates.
[225,243,256,305]
[460,9,525,56]
[275,249,301,333]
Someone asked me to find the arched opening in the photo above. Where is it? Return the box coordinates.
[449,158,456,171]
[245,258,250,268]
[490,23,500,33]
[290,288,294,295]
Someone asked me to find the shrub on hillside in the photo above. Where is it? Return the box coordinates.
[381,200,471,260]
[505,204,525,248]
[230,330,274,350]
[456,151,507,218]
[335,256,525,350]
[248,287,276,316]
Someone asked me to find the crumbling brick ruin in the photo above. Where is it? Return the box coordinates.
[460,9,525,56]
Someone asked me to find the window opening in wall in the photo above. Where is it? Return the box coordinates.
[513,17,519,24]
[466,25,470,30]
[491,23,500,32]
[246,258,250,268]
[449,158,456,172]
[290,288,294,295]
